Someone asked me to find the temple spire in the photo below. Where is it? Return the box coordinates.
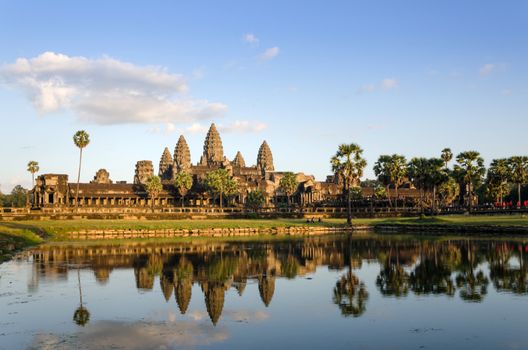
[159,147,173,180]
[174,135,191,172]
[199,123,224,166]
[232,151,246,168]
[257,140,274,174]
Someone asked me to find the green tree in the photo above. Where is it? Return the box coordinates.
[331,143,367,225]
[438,177,460,207]
[333,271,369,317]
[204,168,236,209]
[246,189,266,212]
[27,161,39,188]
[407,157,430,213]
[427,158,449,213]
[145,175,163,212]
[173,171,193,207]
[374,185,388,199]
[441,148,453,170]
[453,151,485,211]
[486,158,510,204]
[508,156,528,208]
[279,172,298,206]
[73,130,90,210]
[373,155,393,207]
[6,185,28,208]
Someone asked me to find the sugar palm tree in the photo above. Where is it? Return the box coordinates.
[331,143,367,225]
[388,154,407,208]
[373,155,393,207]
[174,171,193,207]
[441,148,453,170]
[453,151,485,212]
[27,161,39,188]
[279,172,298,206]
[73,130,90,209]
[486,158,510,204]
[145,175,163,212]
[407,157,430,213]
[508,156,528,208]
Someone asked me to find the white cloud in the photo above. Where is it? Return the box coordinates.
[501,88,512,96]
[480,63,496,76]
[243,33,259,45]
[381,78,397,90]
[259,47,279,61]
[0,52,227,125]
[356,78,398,94]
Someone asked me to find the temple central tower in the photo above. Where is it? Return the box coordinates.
[199,123,224,166]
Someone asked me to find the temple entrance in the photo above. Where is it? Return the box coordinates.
[48,193,54,204]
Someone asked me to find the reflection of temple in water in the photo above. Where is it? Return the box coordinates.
[27,236,528,324]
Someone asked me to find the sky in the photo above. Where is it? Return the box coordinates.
[0,0,527,192]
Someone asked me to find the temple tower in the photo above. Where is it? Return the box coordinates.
[159,147,173,180]
[256,140,274,174]
[134,160,154,185]
[91,169,112,184]
[199,123,224,166]
[173,135,191,172]
[232,151,246,168]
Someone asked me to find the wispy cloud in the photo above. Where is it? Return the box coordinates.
[259,47,280,61]
[501,88,512,96]
[0,52,227,125]
[479,63,496,77]
[151,120,268,135]
[243,33,259,45]
[357,78,398,94]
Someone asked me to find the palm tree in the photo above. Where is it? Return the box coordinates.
[145,175,163,212]
[174,171,193,207]
[331,143,367,225]
[453,151,485,212]
[427,158,448,213]
[73,130,90,210]
[279,172,298,206]
[27,161,39,188]
[204,168,235,209]
[373,155,393,207]
[388,154,407,208]
[407,157,430,213]
[441,148,453,170]
[486,158,510,204]
[508,156,528,208]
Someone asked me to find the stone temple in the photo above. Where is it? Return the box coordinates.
[31,123,359,209]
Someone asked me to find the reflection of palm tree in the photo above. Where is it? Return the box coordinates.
[376,246,409,297]
[333,270,368,317]
[73,268,90,326]
[410,244,455,296]
[490,243,528,294]
[455,241,489,302]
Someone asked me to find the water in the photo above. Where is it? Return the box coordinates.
[1,234,528,350]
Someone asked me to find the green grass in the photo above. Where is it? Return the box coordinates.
[1,214,528,246]
[0,223,44,262]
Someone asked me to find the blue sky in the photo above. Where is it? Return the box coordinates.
[0,0,527,191]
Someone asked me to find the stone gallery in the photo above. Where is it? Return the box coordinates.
[31,124,347,209]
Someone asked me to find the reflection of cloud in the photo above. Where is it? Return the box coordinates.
[31,320,229,350]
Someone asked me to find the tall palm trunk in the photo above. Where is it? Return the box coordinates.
[347,186,352,226]
[75,148,83,210]
[518,183,522,208]
[181,195,185,208]
[432,185,437,214]
[220,191,223,209]
[395,185,399,210]
[468,181,472,212]
[386,185,392,208]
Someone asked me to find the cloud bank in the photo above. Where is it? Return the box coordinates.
[0,52,227,125]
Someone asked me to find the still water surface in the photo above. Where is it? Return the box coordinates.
[1,234,528,349]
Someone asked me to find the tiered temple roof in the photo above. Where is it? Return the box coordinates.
[173,135,191,172]
[159,147,173,180]
[232,151,246,168]
[199,123,224,166]
[257,140,274,173]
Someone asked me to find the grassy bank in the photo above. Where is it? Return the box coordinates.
[0,224,44,262]
[0,215,527,245]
